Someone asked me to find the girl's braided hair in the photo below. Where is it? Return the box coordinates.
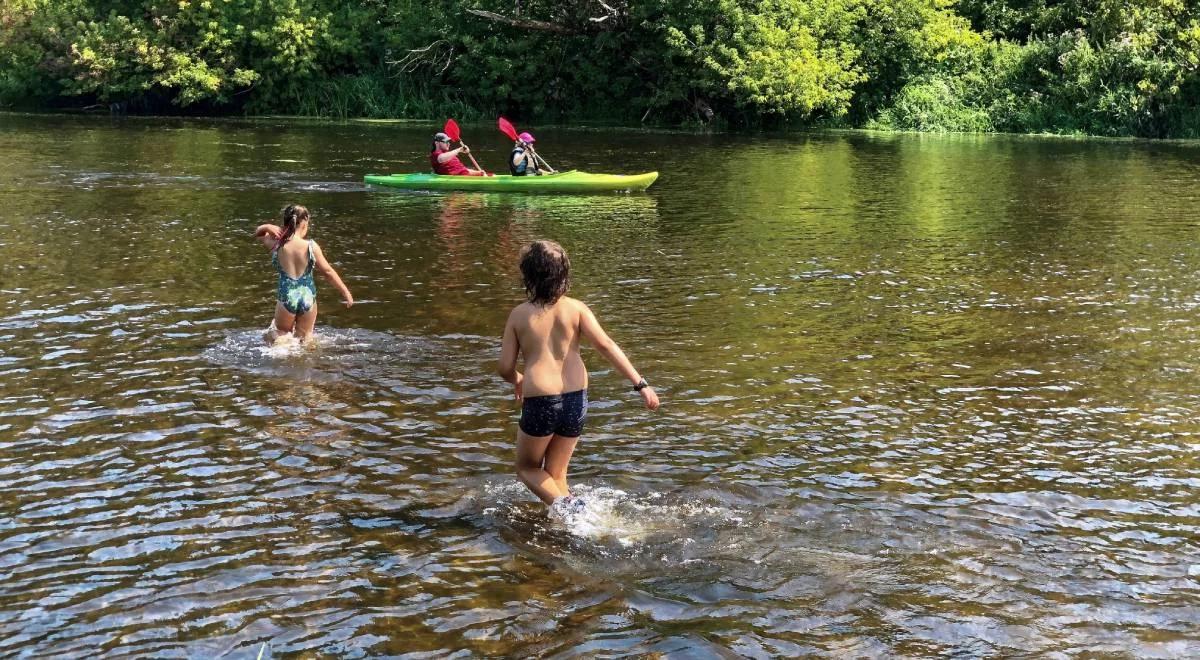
[274,204,310,249]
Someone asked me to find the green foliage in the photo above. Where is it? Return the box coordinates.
[0,0,88,104]
[0,0,1197,137]
[956,0,1096,41]
[290,74,480,119]
[663,0,863,119]
[912,0,1200,137]
[0,0,387,110]
[870,76,993,132]
[944,1,1200,137]
[848,0,986,120]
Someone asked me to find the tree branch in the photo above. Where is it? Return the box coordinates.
[465,9,576,34]
[386,39,455,75]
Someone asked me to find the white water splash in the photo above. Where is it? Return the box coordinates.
[485,482,745,548]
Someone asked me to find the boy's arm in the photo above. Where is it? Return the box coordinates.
[578,302,660,410]
[578,302,640,384]
[254,223,282,249]
[311,242,353,307]
[498,312,523,399]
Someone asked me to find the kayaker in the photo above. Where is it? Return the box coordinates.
[509,132,554,176]
[430,132,486,176]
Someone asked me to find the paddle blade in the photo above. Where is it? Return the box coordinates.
[443,118,461,142]
[497,116,518,141]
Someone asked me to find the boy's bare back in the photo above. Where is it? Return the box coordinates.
[506,296,591,398]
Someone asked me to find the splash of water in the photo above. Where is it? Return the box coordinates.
[201,327,448,378]
[481,482,745,552]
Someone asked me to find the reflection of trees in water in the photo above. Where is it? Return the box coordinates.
[500,194,659,226]
[678,132,1198,418]
[361,188,662,333]
[429,194,503,329]
[491,194,662,279]
[425,193,662,328]
[433,193,483,288]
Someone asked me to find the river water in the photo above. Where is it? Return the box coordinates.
[1,113,1199,656]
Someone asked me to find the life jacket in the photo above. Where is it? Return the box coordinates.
[509,146,535,176]
[431,150,469,176]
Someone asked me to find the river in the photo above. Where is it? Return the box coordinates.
[1,113,1198,656]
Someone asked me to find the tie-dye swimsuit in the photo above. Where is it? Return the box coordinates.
[273,240,316,314]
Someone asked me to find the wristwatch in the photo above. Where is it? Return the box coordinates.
[633,378,649,392]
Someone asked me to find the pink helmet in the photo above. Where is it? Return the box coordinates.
[518,131,535,143]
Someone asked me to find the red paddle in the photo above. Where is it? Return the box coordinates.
[497,116,556,173]
[498,116,519,141]
[443,118,485,174]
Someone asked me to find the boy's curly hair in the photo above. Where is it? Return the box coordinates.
[520,240,570,306]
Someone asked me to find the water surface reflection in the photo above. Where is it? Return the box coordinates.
[1,115,1199,656]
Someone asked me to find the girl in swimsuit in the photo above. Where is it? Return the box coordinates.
[254,204,353,344]
[497,240,660,514]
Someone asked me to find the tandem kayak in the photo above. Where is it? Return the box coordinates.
[363,170,658,193]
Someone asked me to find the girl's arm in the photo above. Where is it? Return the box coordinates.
[497,311,523,400]
[311,242,353,307]
[254,223,282,249]
[578,302,660,410]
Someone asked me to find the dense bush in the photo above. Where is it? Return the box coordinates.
[895,0,1200,137]
[870,76,992,132]
[1,0,1198,137]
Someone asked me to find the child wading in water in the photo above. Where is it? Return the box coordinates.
[498,240,660,514]
[254,204,353,344]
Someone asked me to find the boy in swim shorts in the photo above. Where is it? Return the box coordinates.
[497,240,660,513]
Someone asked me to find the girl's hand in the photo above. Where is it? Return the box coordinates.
[513,372,524,401]
[342,293,354,308]
[255,223,283,248]
[640,386,660,411]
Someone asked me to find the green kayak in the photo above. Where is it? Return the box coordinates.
[364,170,658,193]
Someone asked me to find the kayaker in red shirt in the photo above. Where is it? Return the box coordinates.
[430,132,486,176]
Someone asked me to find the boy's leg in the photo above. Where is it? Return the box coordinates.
[543,435,579,497]
[516,430,566,505]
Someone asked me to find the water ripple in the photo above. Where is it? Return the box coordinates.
[2,117,1200,655]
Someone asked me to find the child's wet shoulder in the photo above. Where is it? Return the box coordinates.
[508,302,534,322]
[563,296,590,315]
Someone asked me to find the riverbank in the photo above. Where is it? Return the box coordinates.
[4,0,1198,139]
[8,108,1200,148]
